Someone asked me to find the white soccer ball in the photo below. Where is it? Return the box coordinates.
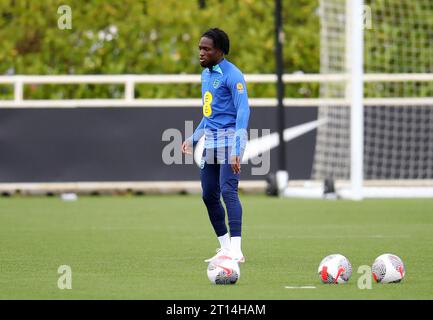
[318,254,352,284]
[207,256,240,285]
[372,253,405,283]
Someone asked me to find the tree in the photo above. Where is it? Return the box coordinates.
[0,0,320,99]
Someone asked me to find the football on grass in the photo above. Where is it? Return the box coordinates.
[207,256,240,285]
[372,253,405,283]
[318,254,352,284]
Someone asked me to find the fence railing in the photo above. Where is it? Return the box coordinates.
[0,73,432,108]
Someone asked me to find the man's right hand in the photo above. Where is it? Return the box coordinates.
[181,140,193,154]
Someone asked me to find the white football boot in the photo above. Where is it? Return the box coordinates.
[230,251,246,264]
[204,248,231,263]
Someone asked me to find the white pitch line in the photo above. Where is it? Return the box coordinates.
[285,286,317,289]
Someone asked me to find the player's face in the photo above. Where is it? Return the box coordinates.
[199,37,221,68]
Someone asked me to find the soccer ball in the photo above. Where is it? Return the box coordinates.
[318,254,352,284]
[372,253,405,283]
[207,256,240,285]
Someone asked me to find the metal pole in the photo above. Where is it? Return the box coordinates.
[275,0,288,192]
[349,0,364,200]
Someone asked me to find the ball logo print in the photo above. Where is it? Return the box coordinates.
[215,263,232,277]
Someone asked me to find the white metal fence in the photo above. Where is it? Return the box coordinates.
[1,73,433,108]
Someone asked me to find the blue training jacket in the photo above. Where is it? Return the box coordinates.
[190,58,250,157]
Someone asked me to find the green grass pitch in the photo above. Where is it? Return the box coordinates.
[1,194,432,299]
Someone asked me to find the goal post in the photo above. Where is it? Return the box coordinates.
[348,0,364,200]
[286,0,433,199]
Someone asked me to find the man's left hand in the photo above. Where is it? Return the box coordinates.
[230,156,241,174]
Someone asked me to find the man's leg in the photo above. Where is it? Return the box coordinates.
[200,149,230,261]
[220,160,245,262]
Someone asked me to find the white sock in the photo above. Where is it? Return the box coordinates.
[230,236,242,254]
[218,233,231,251]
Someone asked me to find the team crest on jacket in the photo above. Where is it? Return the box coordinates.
[213,79,220,89]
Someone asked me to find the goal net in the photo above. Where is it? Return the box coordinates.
[305,0,433,198]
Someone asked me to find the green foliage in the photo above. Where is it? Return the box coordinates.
[0,0,320,99]
[2,1,432,100]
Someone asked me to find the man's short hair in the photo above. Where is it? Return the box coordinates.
[202,28,230,55]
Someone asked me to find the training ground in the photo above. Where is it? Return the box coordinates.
[0,195,432,299]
